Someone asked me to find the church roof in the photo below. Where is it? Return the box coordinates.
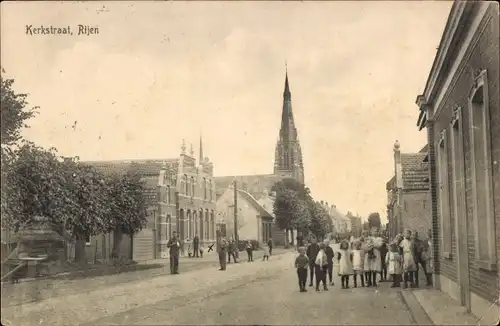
[214,174,282,200]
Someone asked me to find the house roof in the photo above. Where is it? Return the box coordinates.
[401,153,429,190]
[214,174,282,200]
[83,159,179,207]
[329,205,347,221]
[84,159,178,177]
[237,189,273,219]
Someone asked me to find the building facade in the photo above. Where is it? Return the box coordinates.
[85,139,217,261]
[216,184,273,244]
[415,1,499,323]
[347,212,363,237]
[386,141,431,241]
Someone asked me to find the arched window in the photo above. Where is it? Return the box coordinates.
[166,186,171,204]
[184,174,189,195]
[191,176,195,197]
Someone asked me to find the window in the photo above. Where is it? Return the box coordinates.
[190,177,195,197]
[437,129,451,259]
[184,174,188,195]
[85,235,91,246]
[203,177,207,199]
[166,186,171,204]
[468,69,496,270]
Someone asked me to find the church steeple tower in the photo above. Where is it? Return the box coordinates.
[274,66,304,184]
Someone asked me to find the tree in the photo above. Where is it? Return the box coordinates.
[1,144,114,262]
[1,73,37,147]
[368,212,382,230]
[273,188,312,248]
[271,178,312,202]
[107,169,148,259]
[309,202,332,240]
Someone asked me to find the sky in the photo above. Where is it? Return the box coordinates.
[1,1,452,221]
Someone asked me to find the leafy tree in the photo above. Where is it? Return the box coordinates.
[309,202,332,240]
[1,144,114,262]
[1,142,68,232]
[273,188,311,248]
[271,178,312,202]
[368,212,381,230]
[106,169,148,259]
[1,72,37,147]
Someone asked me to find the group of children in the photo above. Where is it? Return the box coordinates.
[294,228,432,293]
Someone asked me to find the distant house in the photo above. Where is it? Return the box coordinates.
[414,1,499,323]
[347,212,363,237]
[216,183,273,244]
[386,141,431,240]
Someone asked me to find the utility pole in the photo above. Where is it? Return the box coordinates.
[233,180,239,258]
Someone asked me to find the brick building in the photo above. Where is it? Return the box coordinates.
[85,139,217,261]
[386,141,431,241]
[415,1,499,323]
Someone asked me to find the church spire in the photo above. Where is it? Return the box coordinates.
[283,61,291,99]
[274,65,304,184]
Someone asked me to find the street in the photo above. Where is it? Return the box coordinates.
[2,251,418,326]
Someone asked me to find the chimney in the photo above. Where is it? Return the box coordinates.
[394,140,403,189]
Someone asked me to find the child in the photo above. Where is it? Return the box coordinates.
[386,241,403,288]
[324,240,335,286]
[314,243,329,291]
[337,240,354,289]
[400,229,417,288]
[363,228,383,287]
[246,241,254,262]
[379,239,389,282]
[262,243,270,261]
[199,245,204,258]
[295,247,309,292]
[351,240,365,287]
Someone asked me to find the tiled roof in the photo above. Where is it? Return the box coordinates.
[214,174,282,200]
[84,159,178,177]
[401,153,429,190]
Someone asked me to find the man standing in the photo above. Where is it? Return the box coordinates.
[267,238,274,256]
[227,236,237,263]
[306,237,320,287]
[218,236,228,271]
[167,231,181,274]
[193,234,200,258]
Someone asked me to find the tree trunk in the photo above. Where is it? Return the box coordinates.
[290,229,295,246]
[284,228,289,249]
[112,228,123,260]
[74,236,86,264]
